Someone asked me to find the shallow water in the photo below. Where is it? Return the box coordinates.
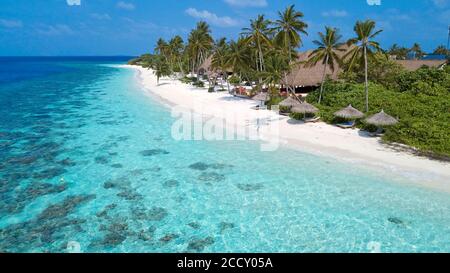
[1,58,449,253]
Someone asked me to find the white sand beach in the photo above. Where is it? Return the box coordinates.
[125,65,450,192]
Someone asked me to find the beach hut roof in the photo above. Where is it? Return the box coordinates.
[334,104,364,119]
[365,110,399,126]
[279,96,301,107]
[285,45,352,87]
[394,60,447,71]
[252,92,270,102]
[291,102,319,114]
[198,55,233,74]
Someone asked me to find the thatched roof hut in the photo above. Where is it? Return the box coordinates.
[394,60,447,71]
[198,55,232,76]
[291,102,319,114]
[334,105,364,119]
[198,56,213,75]
[252,92,269,102]
[365,110,398,126]
[279,96,301,108]
[285,45,351,88]
[285,51,339,87]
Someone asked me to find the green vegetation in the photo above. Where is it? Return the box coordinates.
[127,54,156,67]
[306,67,450,159]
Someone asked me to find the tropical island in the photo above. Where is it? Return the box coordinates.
[129,5,449,161]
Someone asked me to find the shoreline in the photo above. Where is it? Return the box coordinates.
[123,65,450,193]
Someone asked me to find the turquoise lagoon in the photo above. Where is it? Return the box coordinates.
[0,57,449,253]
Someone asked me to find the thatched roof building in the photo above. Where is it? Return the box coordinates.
[394,60,447,71]
[198,55,233,76]
[198,56,213,75]
[285,50,342,88]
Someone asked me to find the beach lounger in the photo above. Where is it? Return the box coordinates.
[336,121,355,129]
[369,128,385,137]
[251,105,268,110]
[304,116,321,123]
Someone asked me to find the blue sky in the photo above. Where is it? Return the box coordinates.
[0,0,449,56]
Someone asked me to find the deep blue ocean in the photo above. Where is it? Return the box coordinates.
[0,57,449,253]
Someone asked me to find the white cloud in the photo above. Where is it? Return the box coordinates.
[0,19,23,28]
[224,0,267,8]
[117,1,135,10]
[321,10,348,18]
[432,0,449,8]
[66,0,81,6]
[91,13,111,20]
[36,24,74,36]
[185,8,240,27]
[120,17,182,37]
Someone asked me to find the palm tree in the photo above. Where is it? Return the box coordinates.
[155,38,168,59]
[168,36,185,75]
[433,45,450,57]
[345,20,382,112]
[273,5,308,96]
[226,38,251,82]
[388,44,408,60]
[260,52,290,88]
[211,38,230,91]
[241,15,273,75]
[411,43,424,59]
[196,21,211,35]
[153,56,170,85]
[306,27,344,104]
[186,21,214,76]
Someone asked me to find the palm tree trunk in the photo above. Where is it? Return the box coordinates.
[258,49,263,85]
[191,53,196,76]
[285,35,297,98]
[318,55,329,104]
[178,61,185,77]
[220,70,225,90]
[259,47,265,72]
[364,45,369,112]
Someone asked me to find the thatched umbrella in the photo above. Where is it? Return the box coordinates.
[334,104,364,120]
[252,92,269,102]
[252,92,269,108]
[291,102,319,119]
[279,96,301,108]
[365,110,398,126]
